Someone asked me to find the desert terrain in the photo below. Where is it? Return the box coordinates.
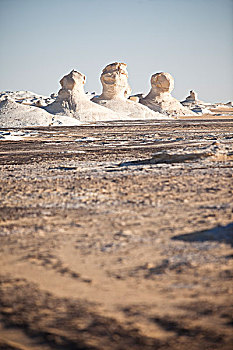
[0,118,233,350]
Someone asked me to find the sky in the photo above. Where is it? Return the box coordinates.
[0,0,232,102]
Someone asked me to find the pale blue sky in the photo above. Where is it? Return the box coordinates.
[0,0,232,102]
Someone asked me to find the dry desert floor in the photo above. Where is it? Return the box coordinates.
[0,118,233,350]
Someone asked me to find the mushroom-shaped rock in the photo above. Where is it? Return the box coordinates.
[0,97,80,127]
[140,72,196,116]
[92,63,169,119]
[45,70,122,122]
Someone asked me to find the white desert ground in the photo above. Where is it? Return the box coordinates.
[0,64,233,350]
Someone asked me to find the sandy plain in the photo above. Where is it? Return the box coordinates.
[0,118,233,350]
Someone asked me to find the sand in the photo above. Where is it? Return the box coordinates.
[0,118,233,350]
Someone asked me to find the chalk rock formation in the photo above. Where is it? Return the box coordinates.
[140,72,196,116]
[124,83,132,99]
[185,90,198,102]
[180,90,213,114]
[0,91,56,107]
[181,90,203,107]
[35,99,47,107]
[45,70,122,122]
[0,97,80,127]
[92,63,168,119]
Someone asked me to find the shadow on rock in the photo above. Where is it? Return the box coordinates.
[172,223,233,246]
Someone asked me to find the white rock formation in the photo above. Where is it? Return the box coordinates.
[181,90,203,107]
[185,90,198,102]
[124,83,132,99]
[140,72,196,116]
[35,99,47,107]
[180,90,215,114]
[45,70,122,122]
[0,91,55,107]
[92,63,169,119]
[0,98,80,127]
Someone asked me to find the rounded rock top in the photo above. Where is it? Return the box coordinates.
[151,72,174,93]
[60,70,86,90]
[102,62,128,77]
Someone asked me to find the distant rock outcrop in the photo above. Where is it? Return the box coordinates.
[140,72,196,116]
[0,90,55,107]
[92,63,169,119]
[181,90,204,107]
[0,97,80,127]
[185,90,198,102]
[180,90,213,114]
[45,70,122,122]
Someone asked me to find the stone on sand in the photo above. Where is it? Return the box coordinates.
[92,62,169,119]
[35,99,47,107]
[140,72,197,116]
[129,96,139,103]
